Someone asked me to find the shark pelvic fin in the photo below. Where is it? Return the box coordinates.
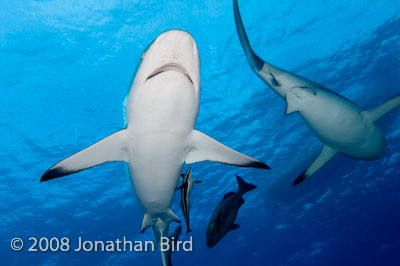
[141,213,155,233]
[141,210,181,234]
[161,209,181,224]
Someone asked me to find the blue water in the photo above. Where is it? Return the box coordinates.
[1,0,400,265]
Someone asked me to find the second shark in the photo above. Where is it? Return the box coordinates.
[233,0,400,185]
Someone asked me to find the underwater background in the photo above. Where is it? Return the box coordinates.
[1,0,400,265]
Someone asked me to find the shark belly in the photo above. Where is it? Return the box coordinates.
[126,71,197,214]
[300,91,386,159]
[127,137,185,213]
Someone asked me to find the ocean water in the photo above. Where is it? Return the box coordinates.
[1,0,400,265]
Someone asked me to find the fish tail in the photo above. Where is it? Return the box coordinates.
[236,174,257,194]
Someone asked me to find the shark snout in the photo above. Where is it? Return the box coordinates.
[133,29,201,93]
[158,30,195,47]
[155,30,197,60]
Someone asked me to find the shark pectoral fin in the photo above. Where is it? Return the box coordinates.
[185,130,270,169]
[362,93,400,122]
[293,145,337,186]
[230,224,240,231]
[41,129,129,182]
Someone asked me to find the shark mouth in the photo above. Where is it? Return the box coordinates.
[147,63,193,85]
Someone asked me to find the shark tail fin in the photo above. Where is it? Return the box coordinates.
[363,93,400,122]
[233,0,289,98]
[145,211,180,266]
[233,0,264,72]
[236,174,257,194]
[161,225,182,266]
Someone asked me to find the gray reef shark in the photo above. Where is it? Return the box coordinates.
[233,0,400,185]
[206,175,256,248]
[176,167,201,233]
[41,29,269,265]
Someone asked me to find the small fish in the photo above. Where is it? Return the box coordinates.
[176,167,202,233]
[206,175,256,248]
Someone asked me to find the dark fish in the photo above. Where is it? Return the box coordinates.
[206,175,256,248]
[176,167,202,233]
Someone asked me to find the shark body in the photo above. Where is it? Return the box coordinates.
[233,0,400,185]
[41,29,269,264]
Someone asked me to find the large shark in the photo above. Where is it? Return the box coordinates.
[233,0,400,186]
[41,29,269,265]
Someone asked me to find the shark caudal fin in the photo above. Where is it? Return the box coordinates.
[185,130,270,169]
[161,225,182,266]
[233,0,263,72]
[142,211,181,266]
[236,175,257,194]
[41,129,129,182]
[233,0,293,99]
[362,93,400,122]
[293,144,337,186]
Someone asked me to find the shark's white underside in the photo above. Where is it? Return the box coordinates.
[41,29,268,265]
